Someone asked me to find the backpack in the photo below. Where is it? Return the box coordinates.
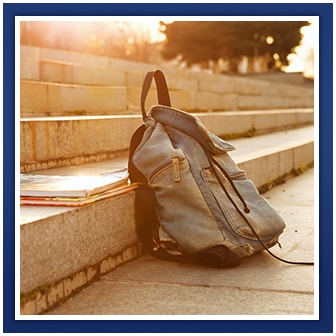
[128,70,308,268]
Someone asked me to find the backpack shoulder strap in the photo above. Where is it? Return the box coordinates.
[128,124,148,184]
[141,69,171,121]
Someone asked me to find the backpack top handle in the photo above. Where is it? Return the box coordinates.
[141,70,171,122]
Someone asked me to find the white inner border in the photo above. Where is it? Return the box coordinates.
[15,15,319,322]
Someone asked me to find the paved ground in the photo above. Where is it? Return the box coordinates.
[45,168,315,316]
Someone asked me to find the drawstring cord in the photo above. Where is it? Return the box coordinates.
[209,156,250,213]
[208,155,314,266]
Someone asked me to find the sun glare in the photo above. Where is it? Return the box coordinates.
[283,21,315,78]
[106,20,166,43]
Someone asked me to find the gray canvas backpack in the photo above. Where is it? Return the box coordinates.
[128,70,312,268]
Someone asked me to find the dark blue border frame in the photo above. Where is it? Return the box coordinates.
[4,3,333,333]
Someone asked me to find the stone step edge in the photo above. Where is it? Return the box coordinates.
[20,58,315,96]
[19,83,314,118]
[20,109,314,173]
[20,49,314,90]
[20,244,144,315]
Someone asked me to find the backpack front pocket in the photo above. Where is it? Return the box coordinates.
[202,167,285,242]
[148,156,225,254]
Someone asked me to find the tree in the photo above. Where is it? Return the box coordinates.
[160,21,309,72]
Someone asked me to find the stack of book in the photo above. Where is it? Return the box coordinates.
[20,168,136,207]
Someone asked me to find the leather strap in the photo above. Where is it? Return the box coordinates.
[140,69,171,121]
[128,124,148,184]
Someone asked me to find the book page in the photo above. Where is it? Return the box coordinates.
[20,168,129,198]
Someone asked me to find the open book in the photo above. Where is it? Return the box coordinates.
[20,168,129,198]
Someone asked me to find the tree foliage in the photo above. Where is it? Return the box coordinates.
[160,21,309,71]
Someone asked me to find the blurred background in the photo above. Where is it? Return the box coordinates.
[20,20,315,81]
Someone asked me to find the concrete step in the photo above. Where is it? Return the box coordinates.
[21,58,196,90]
[22,80,238,117]
[20,80,129,117]
[20,80,221,116]
[44,168,315,316]
[20,109,313,173]
[19,126,314,314]
[21,45,314,95]
[20,77,314,118]
[20,45,314,118]
[21,45,157,73]
[21,59,128,86]
[21,53,314,98]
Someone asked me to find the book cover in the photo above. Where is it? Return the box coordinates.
[20,168,129,198]
[20,183,139,207]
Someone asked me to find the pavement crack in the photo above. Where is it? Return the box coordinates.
[104,277,313,295]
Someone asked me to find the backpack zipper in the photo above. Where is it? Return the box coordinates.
[148,156,182,183]
[172,156,181,182]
